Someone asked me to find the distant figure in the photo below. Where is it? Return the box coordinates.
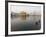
[35,22,38,25]
[35,20,40,25]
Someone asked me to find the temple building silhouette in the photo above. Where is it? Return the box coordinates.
[19,11,29,16]
[19,11,29,20]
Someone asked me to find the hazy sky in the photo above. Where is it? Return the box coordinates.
[11,5,41,15]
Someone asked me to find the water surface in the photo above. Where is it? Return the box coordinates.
[11,16,41,31]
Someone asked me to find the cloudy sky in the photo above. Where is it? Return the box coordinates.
[11,5,41,15]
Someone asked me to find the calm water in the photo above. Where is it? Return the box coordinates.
[11,16,41,31]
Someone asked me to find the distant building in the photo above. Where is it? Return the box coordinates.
[19,11,29,17]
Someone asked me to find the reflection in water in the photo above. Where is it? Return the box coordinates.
[20,16,26,20]
[11,12,41,31]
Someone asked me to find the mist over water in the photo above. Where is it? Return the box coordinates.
[10,5,41,31]
[11,15,41,31]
